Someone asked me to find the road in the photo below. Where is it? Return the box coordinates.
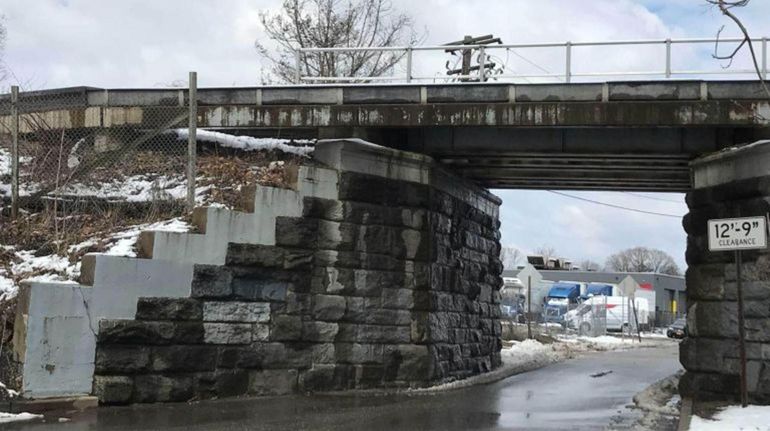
[7,344,680,431]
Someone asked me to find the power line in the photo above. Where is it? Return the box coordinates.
[547,190,684,218]
[506,48,561,81]
[622,192,684,204]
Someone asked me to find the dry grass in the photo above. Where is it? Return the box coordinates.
[0,204,187,273]
[197,150,306,209]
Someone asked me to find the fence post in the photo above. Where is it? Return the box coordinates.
[406,48,413,83]
[665,39,672,79]
[187,72,197,212]
[10,86,19,220]
[565,42,572,83]
[294,50,302,84]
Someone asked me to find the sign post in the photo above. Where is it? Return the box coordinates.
[527,276,532,340]
[707,216,768,408]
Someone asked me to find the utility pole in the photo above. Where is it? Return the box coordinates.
[444,34,502,82]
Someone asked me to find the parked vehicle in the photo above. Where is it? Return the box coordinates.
[501,293,527,322]
[501,278,526,322]
[543,282,584,324]
[667,317,688,339]
[565,296,649,333]
[581,283,618,300]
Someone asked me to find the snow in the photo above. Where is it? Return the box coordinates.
[0,381,19,398]
[0,148,10,176]
[640,331,671,339]
[413,340,560,393]
[0,218,190,301]
[100,218,190,258]
[54,175,201,202]
[0,412,43,424]
[690,405,770,431]
[555,334,654,351]
[174,129,315,156]
[501,339,556,363]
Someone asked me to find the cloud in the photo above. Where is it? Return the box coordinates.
[2,0,766,271]
[497,189,688,269]
[0,0,280,88]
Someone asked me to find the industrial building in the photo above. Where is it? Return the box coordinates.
[503,268,686,326]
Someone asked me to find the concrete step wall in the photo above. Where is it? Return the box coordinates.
[12,165,339,398]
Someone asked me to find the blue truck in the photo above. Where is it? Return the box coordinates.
[543,282,584,324]
[581,283,616,300]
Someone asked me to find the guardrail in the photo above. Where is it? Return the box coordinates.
[295,37,769,84]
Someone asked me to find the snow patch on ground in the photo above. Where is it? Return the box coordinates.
[0,412,43,424]
[557,334,650,351]
[0,218,190,301]
[52,175,212,203]
[174,129,315,156]
[690,405,770,430]
[0,381,19,398]
[412,340,560,393]
[0,148,10,176]
[501,339,558,364]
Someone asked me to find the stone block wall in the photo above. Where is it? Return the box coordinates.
[93,142,502,404]
[680,174,770,403]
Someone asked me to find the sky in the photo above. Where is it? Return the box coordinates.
[2,0,769,270]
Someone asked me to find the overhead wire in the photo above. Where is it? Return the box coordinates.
[622,192,684,204]
[506,48,562,82]
[547,190,685,218]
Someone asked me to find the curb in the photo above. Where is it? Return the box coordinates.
[677,397,693,431]
[0,396,98,414]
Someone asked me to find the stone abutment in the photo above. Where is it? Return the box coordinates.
[680,140,770,403]
[92,140,503,403]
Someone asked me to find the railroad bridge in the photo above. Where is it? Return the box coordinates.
[6,78,770,404]
[7,80,769,192]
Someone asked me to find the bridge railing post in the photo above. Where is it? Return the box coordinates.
[479,46,486,82]
[10,85,19,220]
[565,42,572,83]
[294,49,302,84]
[187,71,197,212]
[665,39,672,79]
[763,37,768,80]
[406,47,413,83]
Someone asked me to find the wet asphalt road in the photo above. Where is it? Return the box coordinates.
[6,344,680,431]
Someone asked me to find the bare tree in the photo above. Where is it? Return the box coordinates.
[534,246,557,263]
[707,0,769,98]
[579,259,601,272]
[0,17,6,84]
[500,246,523,269]
[256,0,424,83]
[605,246,681,276]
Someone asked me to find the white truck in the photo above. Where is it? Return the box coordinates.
[565,296,650,334]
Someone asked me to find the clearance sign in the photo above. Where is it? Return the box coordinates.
[707,215,769,408]
[707,216,767,252]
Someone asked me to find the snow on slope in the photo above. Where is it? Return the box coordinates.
[174,129,315,156]
[0,218,190,301]
[54,175,211,202]
[0,148,10,176]
[690,404,770,430]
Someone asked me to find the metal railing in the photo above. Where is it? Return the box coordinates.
[295,36,769,84]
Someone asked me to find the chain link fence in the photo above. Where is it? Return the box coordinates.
[0,72,314,262]
[0,81,195,221]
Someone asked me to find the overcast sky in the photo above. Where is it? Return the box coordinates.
[2,0,769,270]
